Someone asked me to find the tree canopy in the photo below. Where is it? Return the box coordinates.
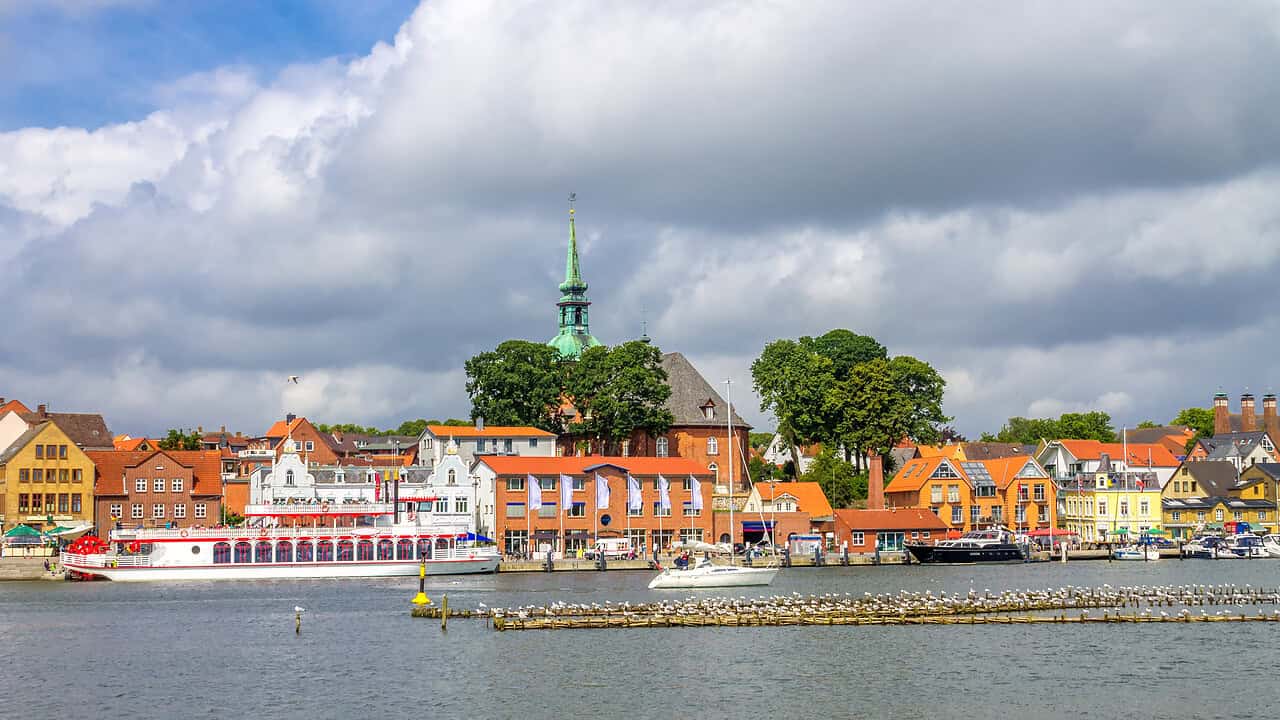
[800,448,866,509]
[980,411,1115,444]
[752,329,948,472]
[464,340,567,433]
[564,341,673,452]
[159,429,201,451]
[1172,407,1215,438]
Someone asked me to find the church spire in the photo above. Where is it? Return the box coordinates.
[547,192,602,360]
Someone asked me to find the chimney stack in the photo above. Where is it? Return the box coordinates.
[37,403,47,417]
[1213,392,1231,435]
[476,416,485,432]
[867,455,885,510]
[286,413,296,424]
[1242,393,1257,432]
[1265,393,1278,441]
[220,425,226,433]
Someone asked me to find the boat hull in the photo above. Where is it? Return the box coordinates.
[62,556,499,582]
[648,566,778,589]
[905,544,1024,564]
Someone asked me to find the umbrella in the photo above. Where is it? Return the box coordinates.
[4,524,45,546]
[459,532,493,543]
[1140,528,1166,535]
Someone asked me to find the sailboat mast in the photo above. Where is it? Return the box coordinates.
[726,378,734,557]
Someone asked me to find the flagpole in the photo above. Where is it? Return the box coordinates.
[725,378,734,558]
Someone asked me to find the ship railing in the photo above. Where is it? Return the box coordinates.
[61,552,152,567]
[109,524,480,542]
[243,502,394,516]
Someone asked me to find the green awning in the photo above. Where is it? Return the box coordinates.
[4,524,41,538]
[1141,528,1166,535]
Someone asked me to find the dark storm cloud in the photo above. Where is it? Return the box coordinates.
[2,0,1280,435]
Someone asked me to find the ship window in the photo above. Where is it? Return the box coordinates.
[285,470,295,486]
[397,539,414,560]
[417,539,433,560]
[213,542,231,564]
[275,541,293,563]
[337,540,354,561]
[296,541,314,562]
[233,541,252,564]
[315,541,334,562]
[448,469,457,485]
[377,539,394,560]
[255,541,272,563]
[436,538,451,551]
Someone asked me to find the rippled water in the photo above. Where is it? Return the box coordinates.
[2,560,1277,719]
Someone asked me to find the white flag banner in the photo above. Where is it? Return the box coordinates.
[627,474,643,511]
[595,473,611,508]
[658,475,671,511]
[527,474,542,511]
[689,475,703,511]
[560,473,574,511]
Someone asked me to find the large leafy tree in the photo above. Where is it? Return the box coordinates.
[800,329,887,376]
[981,411,1115,444]
[159,429,201,451]
[564,341,673,453]
[1172,407,1215,438]
[1058,411,1115,442]
[825,356,948,469]
[751,339,835,471]
[464,340,567,433]
[980,417,1060,444]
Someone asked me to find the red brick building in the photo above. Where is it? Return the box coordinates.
[87,449,224,532]
[833,508,950,553]
[476,456,715,557]
[263,415,339,465]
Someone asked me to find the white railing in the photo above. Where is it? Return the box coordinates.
[243,503,393,515]
[61,552,151,568]
[109,523,477,541]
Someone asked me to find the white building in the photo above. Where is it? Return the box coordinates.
[249,440,486,535]
[761,433,821,475]
[416,423,556,469]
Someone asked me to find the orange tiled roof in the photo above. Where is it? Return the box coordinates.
[474,455,712,476]
[977,456,1039,490]
[914,445,957,459]
[884,457,950,493]
[85,449,224,496]
[755,481,834,518]
[1057,440,1179,467]
[0,399,32,415]
[265,417,304,439]
[427,425,556,438]
[836,508,950,532]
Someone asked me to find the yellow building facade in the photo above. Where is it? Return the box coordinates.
[1059,470,1163,542]
[0,421,96,532]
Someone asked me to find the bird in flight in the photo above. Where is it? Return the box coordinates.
[287,375,300,384]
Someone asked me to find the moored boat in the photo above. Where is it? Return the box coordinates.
[905,528,1025,564]
[1263,534,1280,558]
[1112,544,1160,561]
[648,558,778,589]
[1215,534,1269,559]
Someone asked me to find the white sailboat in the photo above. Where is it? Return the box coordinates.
[648,378,780,590]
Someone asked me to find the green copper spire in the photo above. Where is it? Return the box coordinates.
[548,193,602,360]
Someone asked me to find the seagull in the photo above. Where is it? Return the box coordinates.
[294,606,305,613]
[287,375,300,384]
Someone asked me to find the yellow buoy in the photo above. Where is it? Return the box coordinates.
[412,560,432,606]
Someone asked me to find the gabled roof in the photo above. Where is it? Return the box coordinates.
[659,352,750,428]
[425,425,555,438]
[885,457,952,493]
[19,411,112,449]
[976,456,1042,490]
[84,449,224,496]
[0,399,31,415]
[1163,495,1274,511]
[474,455,713,477]
[1120,426,1195,445]
[1198,432,1273,461]
[1054,440,1179,467]
[836,508,950,532]
[1243,463,1280,483]
[755,481,834,518]
[265,417,304,439]
[113,436,159,452]
[959,442,1027,460]
[1170,461,1239,496]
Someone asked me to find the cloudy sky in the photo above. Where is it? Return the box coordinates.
[2,1,1279,439]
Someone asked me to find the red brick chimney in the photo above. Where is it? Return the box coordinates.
[37,403,48,417]
[1241,393,1257,432]
[1213,392,1230,435]
[1265,393,1278,441]
[867,455,885,510]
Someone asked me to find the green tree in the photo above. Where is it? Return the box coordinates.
[464,340,566,433]
[393,419,429,437]
[800,448,866,509]
[800,329,887,376]
[564,341,673,453]
[221,507,244,526]
[159,428,201,451]
[1172,407,1215,438]
[748,432,774,452]
[751,339,835,471]
[1057,411,1114,441]
[747,454,787,484]
[1136,420,1158,429]
[827,356,949,470]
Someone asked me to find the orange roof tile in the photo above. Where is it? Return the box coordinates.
[427,425,555,438]
[977,456,1039,490]
[265,417,304,439]
[755,481,834,517]
[884,457,950,493]
[85,449,224,496]
[474,455,712,476]
[836,508,950,531]
[1057,440,1179,467]
[0,399,32,415]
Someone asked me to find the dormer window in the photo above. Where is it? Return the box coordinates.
[335,471,345,484]
[702,402,715,420]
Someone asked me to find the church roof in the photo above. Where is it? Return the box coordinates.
[660,352,750,429]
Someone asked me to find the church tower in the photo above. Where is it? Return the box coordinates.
[547,194,602,359]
